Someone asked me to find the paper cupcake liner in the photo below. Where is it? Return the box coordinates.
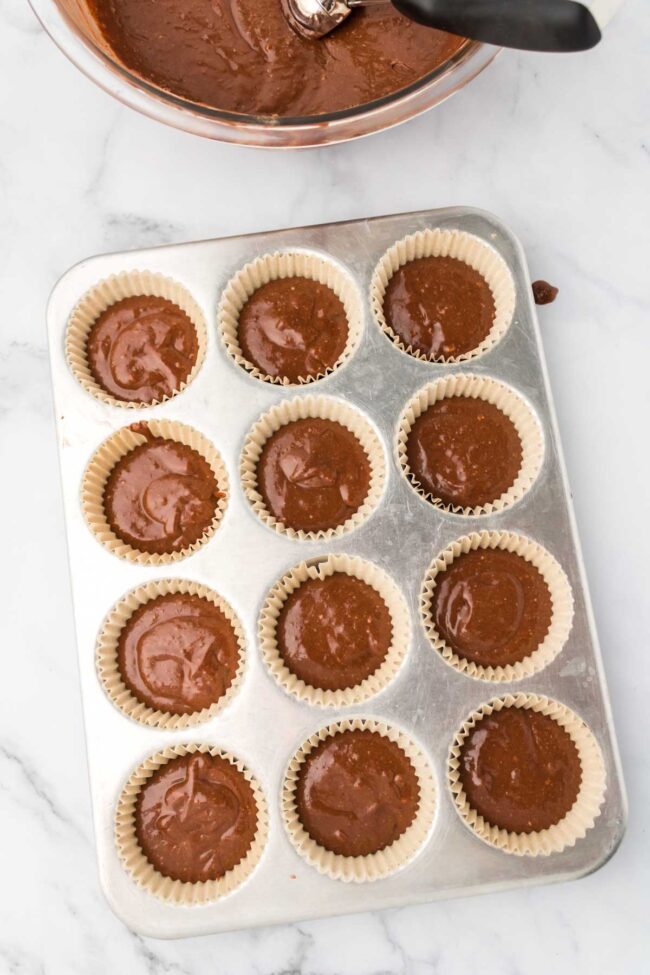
[448,694,606,857]
[218,250,363,386]
[396,373,544,516]
[282,716,436,882]
[115,743,268,904]
[241,395,385,541]
[97,579,246,729]
[370,228,515,364]
[259,554,410,707]
[82,419,229,565]
[421,531,573,682]
[65,270,208,408]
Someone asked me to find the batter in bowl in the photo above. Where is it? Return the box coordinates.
[87,0,465,117]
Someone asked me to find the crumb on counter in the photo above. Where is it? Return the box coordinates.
[532,280,559,305]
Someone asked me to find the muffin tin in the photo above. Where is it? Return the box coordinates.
[47,207,626,938]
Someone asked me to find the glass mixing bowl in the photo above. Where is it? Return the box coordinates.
[29,0,498,148]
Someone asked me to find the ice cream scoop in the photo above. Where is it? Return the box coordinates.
[281,0,622,51]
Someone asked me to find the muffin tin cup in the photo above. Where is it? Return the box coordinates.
[97,579,247,729]
[448,694,607,857]
[421,531,574,682]
[65,270,208,408]
[115,743,268,905]
[370,228,516,364]
[282,717,436,883]
[396,373,544,516]
[240,395,385,541]
[259,553,410,708]
[81,419,229,565]
[218,250,363,386]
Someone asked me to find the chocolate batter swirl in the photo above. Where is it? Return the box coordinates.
[296,729,419,856]
[383,256,495,358]
[104,433,222,554]
[459,707,582,833]
[432,548,552,667]
[238,277,348,382]
[277,572,392,690]
[406,397,522,508]
[118,593,240,714]
[86,295,198,403]
[135,753,258,882]
[257,417,371,532]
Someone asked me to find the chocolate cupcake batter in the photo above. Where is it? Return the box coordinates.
[118,593,240,714]
[459,707,582,833]
[104,431,222,554]
[296,729,419,856]
[86,296,198,403]
[277,572,392,690]
[383,256,496,358]
[432,548,552,667]
[87,1,464,118]
[238,277,349,382]
[135,752,258,882]
[406,397,522,508]
[256,418,371,533]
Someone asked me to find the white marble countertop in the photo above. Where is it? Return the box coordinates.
[1,1,649,972]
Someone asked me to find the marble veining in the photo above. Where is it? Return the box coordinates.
[0,0,648,971]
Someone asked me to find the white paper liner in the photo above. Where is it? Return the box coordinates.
[81,419,229,565]
[282,717,435,882]
[259,554,410,707]
[421,531,573,682]
[115,743,268,904]
[370,228,515,363]
[448,694,606,856]
[241,395,385,541]
[97,579,246,729]
[218,250,363,386]
[65,270,208,408]
[396,373,544,516]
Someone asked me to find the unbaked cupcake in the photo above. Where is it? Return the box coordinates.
[283,717,435,882]
[65,271,207,407]
[116,744,268,904]
[260,554,410,707]
[82,420,228,563]
[448,695,606,856]
[97,579,246,728]
[241,396,384,540]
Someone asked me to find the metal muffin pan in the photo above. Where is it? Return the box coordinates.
[47,207,626,938]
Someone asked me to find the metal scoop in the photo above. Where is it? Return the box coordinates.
[281,0,622,52]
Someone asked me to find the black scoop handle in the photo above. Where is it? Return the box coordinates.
[392,0,602,52]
